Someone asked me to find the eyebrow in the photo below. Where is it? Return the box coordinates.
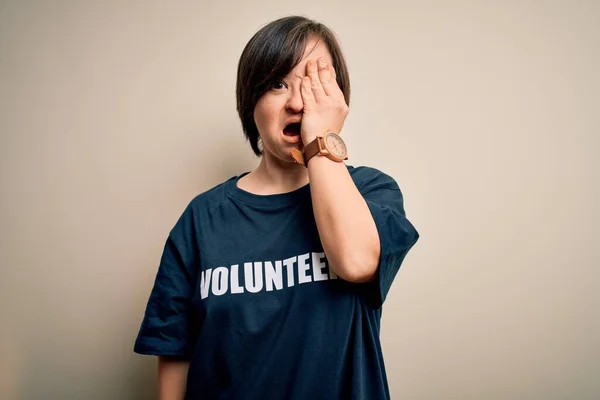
[281,71,308,83]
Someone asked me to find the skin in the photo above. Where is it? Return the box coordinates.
[239,36,380,283]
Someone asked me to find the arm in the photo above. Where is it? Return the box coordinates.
[308,156,380,283]
[300,58,379,282]
[158,356,189,400]
[133,202,200,398]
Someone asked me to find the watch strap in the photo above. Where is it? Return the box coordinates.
[303,137,323,165]
[290,136,322,166]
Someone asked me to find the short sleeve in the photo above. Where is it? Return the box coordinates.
[133,202,201,359]
[357,167,419,308]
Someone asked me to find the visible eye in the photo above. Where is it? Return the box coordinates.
[269,80,287,91]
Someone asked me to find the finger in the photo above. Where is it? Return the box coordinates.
[318,59,335,96]
[327,65,346,100]
[300,76,316,109]
[306,59,326,102]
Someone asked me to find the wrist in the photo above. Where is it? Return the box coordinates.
[301,133,320,147]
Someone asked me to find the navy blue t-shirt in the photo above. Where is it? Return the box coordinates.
[134,165,419,399]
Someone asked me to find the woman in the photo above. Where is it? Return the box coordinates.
[134,15,419,400]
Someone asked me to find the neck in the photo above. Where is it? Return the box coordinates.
[246,151,309,195]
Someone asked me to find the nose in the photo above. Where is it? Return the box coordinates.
[285,86,303,113]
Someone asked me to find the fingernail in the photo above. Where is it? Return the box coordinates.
[318,59,327,68]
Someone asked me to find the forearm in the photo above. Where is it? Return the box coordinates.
[308,155,380,282]
[158,356,189,400]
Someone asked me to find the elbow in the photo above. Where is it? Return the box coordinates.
[337,229,381,283]
[342,268,377,283]
[335,249,380,284]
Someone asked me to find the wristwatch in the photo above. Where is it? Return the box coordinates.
[291,132,348,167]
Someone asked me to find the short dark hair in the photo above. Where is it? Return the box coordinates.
[236,16,351,157]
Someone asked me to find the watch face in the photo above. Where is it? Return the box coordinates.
[324,133,347,160]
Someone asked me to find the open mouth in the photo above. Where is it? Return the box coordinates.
[283,122,301,136]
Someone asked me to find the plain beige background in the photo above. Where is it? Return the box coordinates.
[1,1,598,399]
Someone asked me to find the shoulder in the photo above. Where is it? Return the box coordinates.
[190,178,232,208]
[176,174,240,221]
[346,164,401,193]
